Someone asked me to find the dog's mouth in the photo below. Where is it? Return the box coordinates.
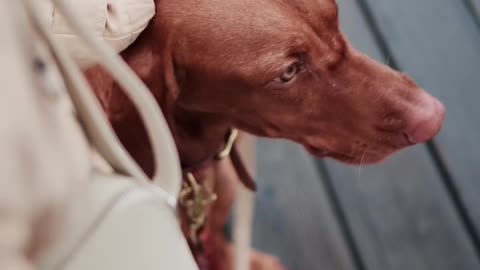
[304,144,330,157]
[302,98,444,165]
[304,143,396,165]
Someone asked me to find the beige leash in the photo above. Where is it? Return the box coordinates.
[233,137,256,270]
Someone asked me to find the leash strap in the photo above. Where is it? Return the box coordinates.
[230,145,257,191]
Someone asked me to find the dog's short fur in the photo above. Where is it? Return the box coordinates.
[86,0,444,269]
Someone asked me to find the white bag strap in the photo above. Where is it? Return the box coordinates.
[23,0,182,205]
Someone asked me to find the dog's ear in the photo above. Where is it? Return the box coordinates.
[146,14,185,134]
[157,37,182,106]
[91,14,183,132]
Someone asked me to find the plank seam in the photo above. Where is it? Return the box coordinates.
[462,0,480,30]
[355,0,480,260]
[426,142,480,256]
[316,161,366,270]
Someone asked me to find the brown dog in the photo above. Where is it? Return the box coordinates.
[86,0,445,269]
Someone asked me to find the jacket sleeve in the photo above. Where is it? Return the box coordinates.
[37,0,155,68]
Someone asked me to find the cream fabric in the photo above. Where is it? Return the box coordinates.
[37,0,155,67]
[0,1,90,269]
[39,172,198,270]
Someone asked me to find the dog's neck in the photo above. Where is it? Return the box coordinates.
[172,107,233,168]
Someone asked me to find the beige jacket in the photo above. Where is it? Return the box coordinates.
[0,0,154,269]
[38,0,155,67]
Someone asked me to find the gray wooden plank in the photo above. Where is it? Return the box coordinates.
[360,0,480,247]
[311,0,480,269]
[324,147,480,270]
[253,139,357,270]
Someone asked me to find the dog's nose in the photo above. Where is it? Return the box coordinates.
[403,93,445,144]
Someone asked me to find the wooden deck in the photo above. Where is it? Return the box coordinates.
[252,0,480,269]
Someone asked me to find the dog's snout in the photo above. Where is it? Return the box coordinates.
[402,93,445,143]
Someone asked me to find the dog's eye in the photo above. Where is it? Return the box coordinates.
[274,63,300,83]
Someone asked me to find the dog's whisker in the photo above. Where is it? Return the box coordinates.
[356,149,367,180]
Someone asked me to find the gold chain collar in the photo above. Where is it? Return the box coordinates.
[179,128,239,245]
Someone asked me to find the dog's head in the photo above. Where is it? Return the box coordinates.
[153,0,444,164]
